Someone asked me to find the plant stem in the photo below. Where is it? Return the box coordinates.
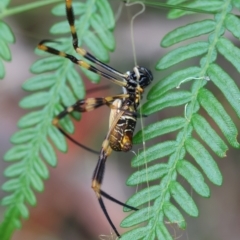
[0,0,62,18]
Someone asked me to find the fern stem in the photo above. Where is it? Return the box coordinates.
[0,0,62,19]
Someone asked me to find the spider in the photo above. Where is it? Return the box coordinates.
[38,0,153,237]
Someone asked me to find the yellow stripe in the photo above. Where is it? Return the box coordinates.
[76,47,86,56]
[70,25,76,34]
[52,118,59,126]
[59,51,66,57]
[79,61,90,69]
[65,0,72,9]
[38,45,47,51]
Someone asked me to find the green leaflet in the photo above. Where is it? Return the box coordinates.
[185,138,222,186]
[29,171,44,192]
[0,59,5,79]
[18,203,29,219]
[18,111,43,128]
[131,141,177,167]
[40,141,57,167]
[143,232,155,240]
[13,219,21,229]
[163,202,186,229]
[133,117,186,144]
[147,66,201,99]
[96,0,115,30]
[19,92,50,108]
[200,47,217,66]
[22,74,55,91]
[156,223,173,240]
[0,20,15,79]
[90,13,115,51]
[177,160,210,197]
[143,91,192,115]
[224,13,240,39]
[2,179,21,192]
[198,88,239,148]
[192,113,228,157]
[57,113,75,134]
[11,128,36,144]
[84,31,109,62]
[1,0,11,8]
[169,181,198,217]
[167,0,223,19]
[157,42,209,69]
[51,2,86,16]
[167,0,185,4]
[124,185,161,211]
[60,85,77,106]
[127,163,169,185]
[1,194,17,206]
[30,56,64,73]
[121,225,152,240]
[50,21,70,34]
[207,63,240,117]
[233,0,240,8]
[0,39,11,61]
[168,146,186,167]
[162,20,216,47]
[4,161,26,177]
[33,156,49,179]
[70,111,81,121]
[4,145,29,161]
[67,68,85,99]
[216,37,240,73]
[23,188,36,206]
[121,206,155,228]
[48,126,67,152]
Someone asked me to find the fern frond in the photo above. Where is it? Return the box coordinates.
[0,0,15,79]
[121,1,240,239]
[167,0,224,19]
[0,0,115,239]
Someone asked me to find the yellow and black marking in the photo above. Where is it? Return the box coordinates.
[38,40,128,89]
[65,0,128,78]
[38,0,153,237]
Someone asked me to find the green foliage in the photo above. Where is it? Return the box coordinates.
[1,0,240,239]
[0,1,15,79]
[120,0,240,239]
[0,0,114,239]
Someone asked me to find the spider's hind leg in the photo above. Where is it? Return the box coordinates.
[92,140,138,238]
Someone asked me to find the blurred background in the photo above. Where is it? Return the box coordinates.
[1,0,240,240]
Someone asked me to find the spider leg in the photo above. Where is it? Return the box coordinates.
[92,139,138,238]
[52,94,130,152]
[53,94,130,125]
[38,41,127,88]
[65,0,128,79]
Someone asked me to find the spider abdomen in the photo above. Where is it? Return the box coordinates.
[109,115,136,152]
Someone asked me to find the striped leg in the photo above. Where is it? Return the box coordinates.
[92,139,138,238]
[38,40,127,88]
[52,94,129,152]
[65,0,128,79]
